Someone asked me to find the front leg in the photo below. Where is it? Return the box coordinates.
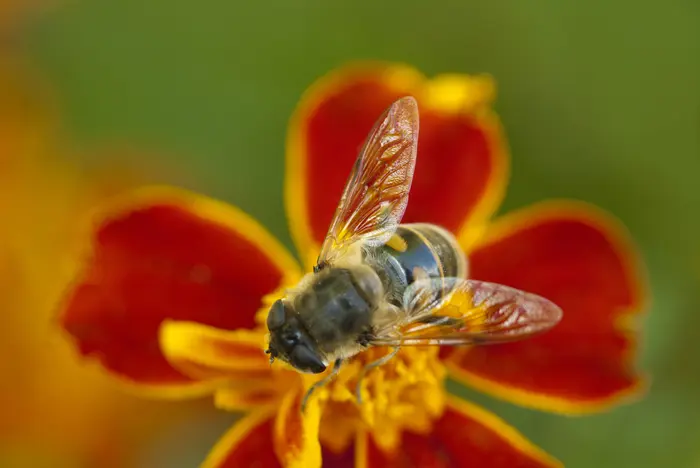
[301,358,343,413]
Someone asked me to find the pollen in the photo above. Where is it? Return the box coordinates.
[385,232,408,253]
[315,346,447,454]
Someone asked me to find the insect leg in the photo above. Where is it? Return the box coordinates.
[300,358,342,413]
[355,346,400,404]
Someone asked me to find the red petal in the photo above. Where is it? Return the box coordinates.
[273,387,322,468]
[362,397,561,468]
[447,202,648,412]
[202,395,324,468]
[60,187,300,388]
[287,63,508,267]
[201,408,282,468]
[322,446,355,468]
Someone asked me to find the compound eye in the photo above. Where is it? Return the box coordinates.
[266,299,286,331]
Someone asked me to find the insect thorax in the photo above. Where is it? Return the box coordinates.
[294,265,383,358]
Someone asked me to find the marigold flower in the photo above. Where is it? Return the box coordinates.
[59,62,648,467]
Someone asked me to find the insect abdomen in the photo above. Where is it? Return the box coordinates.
[369,224,466,305]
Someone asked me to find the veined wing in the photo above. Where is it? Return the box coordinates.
[370,277,563,346]
[315,97,419,270]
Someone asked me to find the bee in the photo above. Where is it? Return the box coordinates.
[265,96,563,410]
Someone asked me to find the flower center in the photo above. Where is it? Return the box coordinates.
[256,288,447,454]
[317,346,447,453]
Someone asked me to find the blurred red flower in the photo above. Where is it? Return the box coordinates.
[0,57,202,467]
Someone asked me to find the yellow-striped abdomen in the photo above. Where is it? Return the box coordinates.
[365,223,467,306]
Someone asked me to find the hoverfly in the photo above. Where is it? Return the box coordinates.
[265,96,563,410]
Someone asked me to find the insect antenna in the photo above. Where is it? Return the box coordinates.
[265,347,277,364]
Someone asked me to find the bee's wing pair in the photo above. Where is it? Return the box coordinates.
[316,97,562,347]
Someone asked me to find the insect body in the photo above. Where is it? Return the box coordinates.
[265,97,563,406]
[266,223,465,372]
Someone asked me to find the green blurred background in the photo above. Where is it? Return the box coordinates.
[12,0,700,466]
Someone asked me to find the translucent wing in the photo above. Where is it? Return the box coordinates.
[370,278,563,346]
[315,97,419,270]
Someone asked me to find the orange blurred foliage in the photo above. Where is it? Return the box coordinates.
[0,55,206,467]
